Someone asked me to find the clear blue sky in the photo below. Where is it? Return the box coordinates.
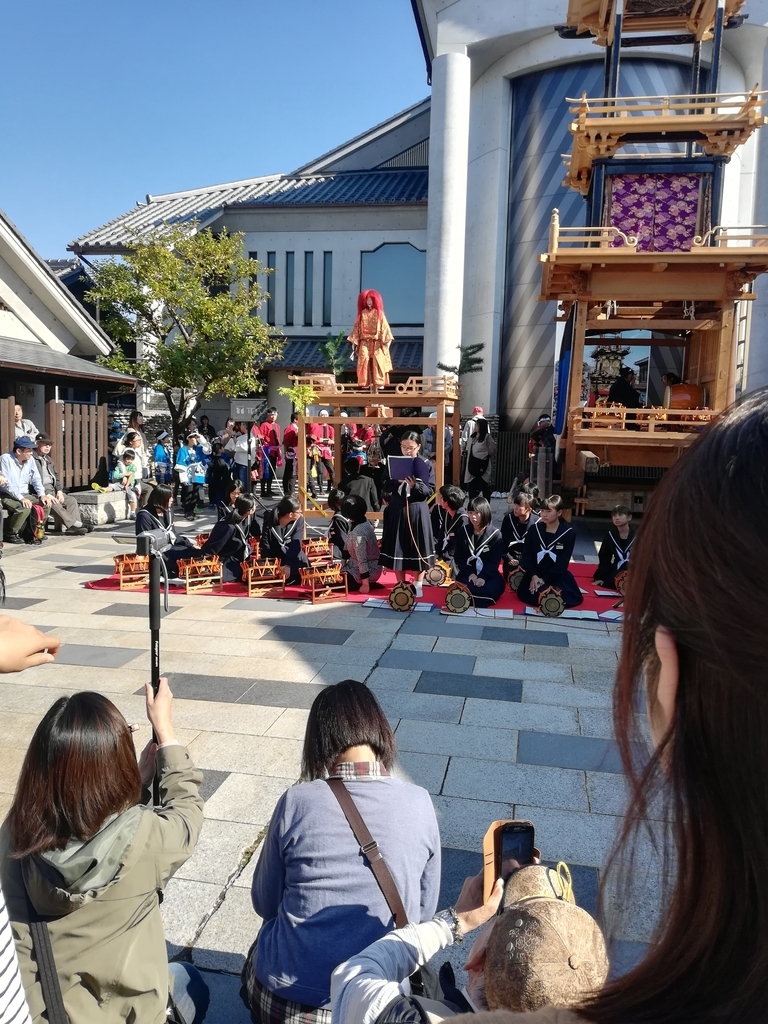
[1,1,428,258]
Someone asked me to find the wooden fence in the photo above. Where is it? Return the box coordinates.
[47,401,108,490]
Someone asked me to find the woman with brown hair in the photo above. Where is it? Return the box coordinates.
[0,679,206,1024]
[455,389,768,1022]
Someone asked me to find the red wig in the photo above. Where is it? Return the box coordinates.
[357,290,384,316]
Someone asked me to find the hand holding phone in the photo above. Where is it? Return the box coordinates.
[483,819,537,902]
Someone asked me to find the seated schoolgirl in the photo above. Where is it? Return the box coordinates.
[453,496,505,607]
[260,496,309,584]
[517,494,583,608]
[500,490,540,578]
[200,494,259,581]
[340,495,382,593]
[593,504,635,589]
[135,483,195,578]
[431,484,468,566]
[217,480,243,520]
[327,488,351,560]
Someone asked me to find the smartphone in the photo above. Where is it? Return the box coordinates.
[498,821,535,879]
[482,819,536,902]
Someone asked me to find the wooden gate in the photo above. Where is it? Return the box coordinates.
[49,401,108,489]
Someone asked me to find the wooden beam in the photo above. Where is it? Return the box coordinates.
[435,401,445,494]
[297,414,308,515]
[713,305,735,410]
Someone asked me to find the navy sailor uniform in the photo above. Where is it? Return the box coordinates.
[593,526,635,589]
[260,511,309,584]
[453,524,505,607]
[517,519,583,608]
[200,513,253,582]
[431,505,469,565]
[379,458,436,572]
[500,509,540,575]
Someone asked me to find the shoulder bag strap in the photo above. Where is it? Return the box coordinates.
[25,896,70,1024]
[326,778,409,928]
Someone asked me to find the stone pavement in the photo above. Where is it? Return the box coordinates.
[0,509,659,1021]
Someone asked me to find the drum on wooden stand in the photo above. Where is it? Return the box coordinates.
[508,565,525,592]
[425,560,452,587]
[389,582,416,612]
[613,570,628,597]
[663,383,706,409]
[444,582,472,615]
[538,586,565,617]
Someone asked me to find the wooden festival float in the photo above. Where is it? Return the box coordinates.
[548,0,768,506]
[292,373,462,521]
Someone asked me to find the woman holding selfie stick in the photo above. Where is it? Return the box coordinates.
[457,390,768,1024]
[378,431,435,597]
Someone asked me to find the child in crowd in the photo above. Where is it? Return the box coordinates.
[152,430,173,484]
[260,496,309,584]
[340,495,382,593]
[206,441,234,510]
[101,448,140,518]
[175,432,209,521]
[517,494,583,609]
[453,495,505,606]
[327,487,351,560]
[501,490,540,580]
[431,484,468,567]
[340,457,380,512]
[593,504,635,589]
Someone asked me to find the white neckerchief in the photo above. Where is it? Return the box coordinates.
[439,508,465,551]
[506,512,533,545]
[535,521,572,564]
[270,517,298,554]
[611,531,634,569]
[467,527,501,574]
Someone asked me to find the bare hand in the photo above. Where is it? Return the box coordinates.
[405,476,416,487]
[56,491,66,504]
[530,575,544,592]
[137,737,158,787]
[145,677,175,745]
[41,494,54,507]
[0,616,60,673]
[21,498,33,509]
[454,870,504,936]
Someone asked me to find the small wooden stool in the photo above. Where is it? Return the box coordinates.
[300,563,348,604]
[573,497,588,516]
[176,555,222,594]
[240,558,285,598]
[113,553,150,590]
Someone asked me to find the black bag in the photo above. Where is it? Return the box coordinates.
[467,451,489,478]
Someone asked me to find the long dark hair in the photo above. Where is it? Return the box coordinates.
[473,417,489,442]
[301,680,396,780]
[7,693,142,858]
[583,390,768,1023]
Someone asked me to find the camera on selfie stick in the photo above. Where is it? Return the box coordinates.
[136,530,172,804]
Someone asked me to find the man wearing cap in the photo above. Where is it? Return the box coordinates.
[331,867,608,1022]
[32,434,91,536]
[0,437,50,543]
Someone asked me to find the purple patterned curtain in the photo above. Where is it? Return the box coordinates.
[610,173,700,251]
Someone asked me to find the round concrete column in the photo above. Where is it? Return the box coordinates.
[423,50,471,377]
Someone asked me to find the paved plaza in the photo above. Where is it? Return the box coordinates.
[0,509,658,1021]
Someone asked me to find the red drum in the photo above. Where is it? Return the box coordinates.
[663,383,706,409]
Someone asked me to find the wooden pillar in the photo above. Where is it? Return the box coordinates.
[713,305,735,411]
[563,300,588,492]
[297,413,308,514]
[0,396,15,456]
[435,400,445,493]
[44,386,57,440]
[97,395,108,488]
[451,403,461,485]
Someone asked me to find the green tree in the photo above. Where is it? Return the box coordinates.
[89,224,283,441]
[320,329,351,378]
[437,342,485,377]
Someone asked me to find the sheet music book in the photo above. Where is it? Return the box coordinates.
[387,455,431,484]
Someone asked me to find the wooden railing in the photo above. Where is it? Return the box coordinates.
[570,406,716,437]
[547,209,638,253]
[566,88,768,120]
[289,374,461,400]
[692,225,768,248]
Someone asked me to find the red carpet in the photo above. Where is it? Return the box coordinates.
[84,561,621,615]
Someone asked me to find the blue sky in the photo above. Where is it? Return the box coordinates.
[1,1,427,258]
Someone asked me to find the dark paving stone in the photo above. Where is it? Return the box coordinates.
[62,564,116,575]
[238,680,328,709]
[225,597,305,611]
[28,552,94,562]
[200,769,230,802]
[399,617,483,639]
[0,596,44,609]
[95,603,179,617]
[481,626,568,648]
[518,731,623,773]
[261,624,352,645]
[57,644,143,669]
[152,673,253,703]
[416,671,522,702]
[367,607,411,620]
[608,940,649,980]
[379,648,475,675]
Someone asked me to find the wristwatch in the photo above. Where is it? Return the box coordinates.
[434,907,463,944]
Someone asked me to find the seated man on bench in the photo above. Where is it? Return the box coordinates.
[32,433,91,536]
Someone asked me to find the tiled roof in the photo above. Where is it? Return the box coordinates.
[267,337,422,373]
[0,338,136,383]
[69,170,428,255]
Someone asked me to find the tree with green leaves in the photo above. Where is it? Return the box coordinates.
[89,224,283,441]
[437,342,485,377]
[320,330,351,378]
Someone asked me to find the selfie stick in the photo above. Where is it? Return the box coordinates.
[136,533,167,805]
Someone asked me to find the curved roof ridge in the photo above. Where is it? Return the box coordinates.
[147,173,283,203]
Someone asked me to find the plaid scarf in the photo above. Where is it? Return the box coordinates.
[327,761,390,780]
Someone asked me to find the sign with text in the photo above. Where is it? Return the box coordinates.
[230,400,263,420]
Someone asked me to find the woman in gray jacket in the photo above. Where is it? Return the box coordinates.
[1,678,206,1024]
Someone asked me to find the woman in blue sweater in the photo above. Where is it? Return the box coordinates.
[244,680,441,1023]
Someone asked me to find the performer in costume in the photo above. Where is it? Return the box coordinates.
[431,484,468,567]
[347,290,394,391]
[260,495,309,584]
[378,431,435,597]
[501,491,540,580]
[135,483,196,578]
[201,494,258,582]
[593,504,635,589]
[517,495,583,608]
[340,495,382,593]
[453,496,505,606]
[327,488,351,560]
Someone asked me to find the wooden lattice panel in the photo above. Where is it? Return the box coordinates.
[240,558,285,598]
[176,555,222,594]
[299,563,349,604]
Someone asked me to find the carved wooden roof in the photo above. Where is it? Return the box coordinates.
[564,0,745,44]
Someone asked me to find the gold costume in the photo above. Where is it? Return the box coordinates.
[348,308,394,388]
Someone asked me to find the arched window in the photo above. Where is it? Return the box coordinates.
[360,243,425,326]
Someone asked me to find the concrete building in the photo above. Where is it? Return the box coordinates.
[71,1,768,430]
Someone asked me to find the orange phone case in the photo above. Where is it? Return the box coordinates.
[482,819,537,903]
